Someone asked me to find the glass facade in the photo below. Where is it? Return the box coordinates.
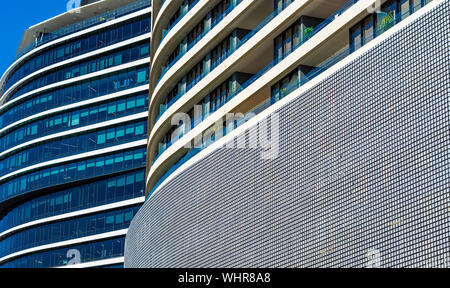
[0,147,146,204]
[0,120,147,177]
[0,65,149,129]
[0,1,150,268]
[0,206,139,258]
[3,15,151,94]
[0,93,149,151]
[0,169,145,233]
[7,41,150,102]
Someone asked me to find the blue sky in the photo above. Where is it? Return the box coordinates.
[0,0,70,75]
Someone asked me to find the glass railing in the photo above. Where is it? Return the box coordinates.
[154,0,295,123]
[147,0,434,199]
[15,0,151,61]
[158,0,201,49]
[158,0,243,85]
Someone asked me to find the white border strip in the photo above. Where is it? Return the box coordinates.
[0,229,128,265]
[0,112,148,159]
[0,139,147,183]
[0,197,145,240]
[146,0,444,197]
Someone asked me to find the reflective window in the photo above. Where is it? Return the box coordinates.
[0,65,149,129]
[7,42,150,102]
[0,147,147,203]
[0,93,148,151]
[0,207,140,258]
[0,120,147,177]
[3,15,151,93]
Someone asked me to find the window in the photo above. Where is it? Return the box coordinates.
[97,134,106,145]
[350,24,362,52]
[363,15,375,44]
[137,69,147,83]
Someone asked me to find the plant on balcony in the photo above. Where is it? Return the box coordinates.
[378,11,395,32]
[304,27,314,39]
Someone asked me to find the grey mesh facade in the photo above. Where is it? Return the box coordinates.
[125,1,449,268]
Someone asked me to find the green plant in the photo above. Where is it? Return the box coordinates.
[304,26,314,38]
[379,11,395,32]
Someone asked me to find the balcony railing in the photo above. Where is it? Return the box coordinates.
[158,0,201,50]
[154,0,296,124]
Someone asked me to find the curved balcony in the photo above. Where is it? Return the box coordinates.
[146,0,399,196]
[150,0,220,92]
[148,0,312,164]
